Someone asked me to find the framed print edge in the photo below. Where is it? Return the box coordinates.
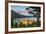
[5,1,45,34]
[5,0,8,34]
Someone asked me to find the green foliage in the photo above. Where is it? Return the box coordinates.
[11,17,14,28]
[14,23,18,28]
[30,21,40,27]
[18,22,26,28]
[12,21,40,28]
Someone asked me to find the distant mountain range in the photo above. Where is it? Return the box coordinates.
[11,10,40,18]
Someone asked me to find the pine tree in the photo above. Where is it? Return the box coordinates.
[11,17,14,28]
[15,23,18,28]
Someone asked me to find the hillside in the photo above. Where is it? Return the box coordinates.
[11,10,33,18]
[11,10,39,18]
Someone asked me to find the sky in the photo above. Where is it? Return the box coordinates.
[11,6,27,11]
[11,6,35,11]
[11,6,35,16]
